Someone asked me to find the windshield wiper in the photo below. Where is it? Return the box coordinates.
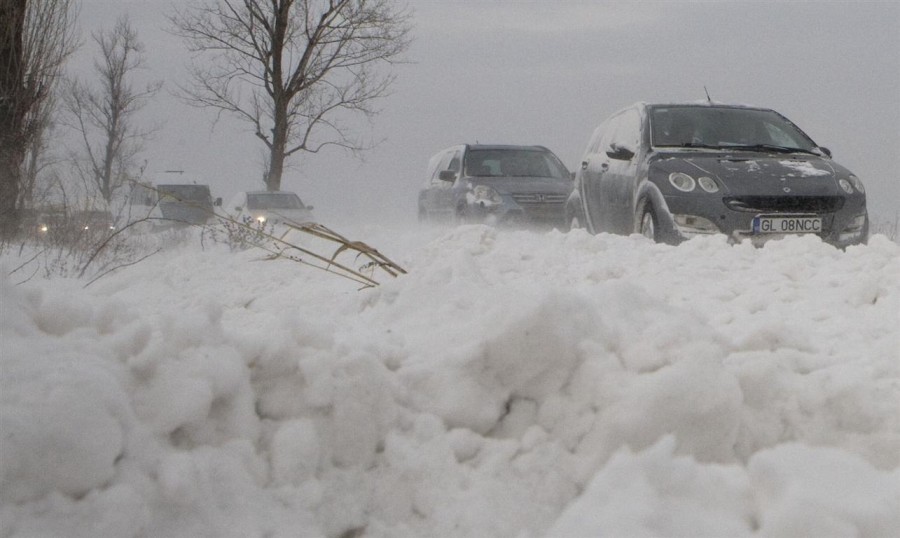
[680,142,724,149]
[654,142,723,150]
[719,143,818,155]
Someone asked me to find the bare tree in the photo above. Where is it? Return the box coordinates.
[0,0,77,239]
[64,16,160,205]
[170,0,411,192]
[20,89,58,208]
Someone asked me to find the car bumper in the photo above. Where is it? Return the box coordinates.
[658,194,868,247]
[465,195,567,227]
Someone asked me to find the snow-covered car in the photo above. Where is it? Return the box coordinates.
[227,190,315,227]
[157,184,220,225]
[418,144,573,228]
[34,209,115,244]
[566,102,869,247]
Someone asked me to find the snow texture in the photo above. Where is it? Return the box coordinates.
[1,224,899,538]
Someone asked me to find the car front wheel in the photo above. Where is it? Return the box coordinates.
[639,204,658,242]
[569,214,582,231]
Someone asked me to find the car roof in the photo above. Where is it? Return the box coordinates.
[644,101,771,110]
[465,144,551,152]
[245,190,298,195]
[640,101,775,112]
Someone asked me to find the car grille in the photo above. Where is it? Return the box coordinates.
[724,196,844,213]
[511,193,568,205]
[510,193,566,221]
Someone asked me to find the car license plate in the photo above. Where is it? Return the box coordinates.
[752,215,822,234]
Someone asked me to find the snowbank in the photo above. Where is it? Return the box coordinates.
[2,225,898,537]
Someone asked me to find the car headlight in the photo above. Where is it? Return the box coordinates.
[697,176,719,193]
[668,172,696,192]
[838,179,853,194]
[849,175,865,194]
[471,185,502,205]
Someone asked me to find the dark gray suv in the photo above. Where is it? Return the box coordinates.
[418,144,573,228]
[567,102,868,247]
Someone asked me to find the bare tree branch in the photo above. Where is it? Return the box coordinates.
[63,16,161,204]
[1,0,78,239]
[169,0,411,191]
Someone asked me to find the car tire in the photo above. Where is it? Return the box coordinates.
[568,214,582,231]
[638,203,658,242]
[454,203,469,225]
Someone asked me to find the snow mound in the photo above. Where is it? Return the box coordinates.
[1,226,898,537]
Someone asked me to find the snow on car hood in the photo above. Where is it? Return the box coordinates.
[656,153,850,196]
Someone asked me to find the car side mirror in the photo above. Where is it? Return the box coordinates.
[817,146,832,158]
[438,170,457,182]
[214,197,222,206]
[606,144,635,161]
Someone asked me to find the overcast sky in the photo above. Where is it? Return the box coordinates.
[73,0,899,225]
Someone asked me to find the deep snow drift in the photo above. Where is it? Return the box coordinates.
[2,223,899,537]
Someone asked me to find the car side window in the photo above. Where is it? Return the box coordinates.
[610,109,640,153]
[586,124,606,155]
[598,115,620,155]
[429,150,454,186]
[448,151,461,173]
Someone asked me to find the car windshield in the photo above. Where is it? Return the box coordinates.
[649,106,818,152]
[158,185,211,203]
[465,149,569,179]
[247,192,303,210]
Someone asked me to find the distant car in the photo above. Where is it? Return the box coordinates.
[227,190,315,227]
[418,144,573,228]
[157,184,220,225]
[567,102,868,247]
[35,209,115,243]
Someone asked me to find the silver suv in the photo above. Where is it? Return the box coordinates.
[418,144,573,228]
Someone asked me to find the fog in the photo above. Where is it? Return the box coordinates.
[73,1,900,225]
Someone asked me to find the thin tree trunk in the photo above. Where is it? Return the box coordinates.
[0,0,27,238]
[267,113,287,191]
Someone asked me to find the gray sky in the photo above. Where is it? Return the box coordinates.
[74,0,900,225]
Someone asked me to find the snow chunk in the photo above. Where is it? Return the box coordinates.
[779,159,831,177]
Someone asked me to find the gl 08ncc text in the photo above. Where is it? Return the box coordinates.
[753,216,822,234]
